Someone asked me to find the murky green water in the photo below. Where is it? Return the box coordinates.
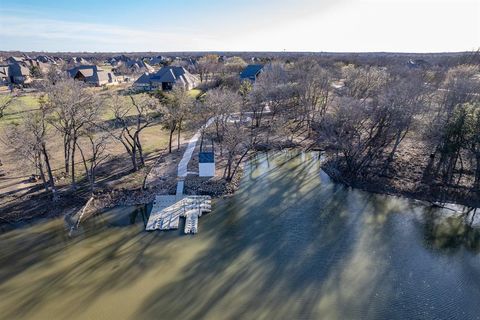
[1,152,479,320]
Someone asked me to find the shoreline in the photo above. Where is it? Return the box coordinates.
[321,160,480,210]
[2,147,479,230]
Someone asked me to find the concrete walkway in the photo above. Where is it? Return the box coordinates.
[176,118,215,195]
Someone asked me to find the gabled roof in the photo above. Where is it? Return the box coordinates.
[9,63,30,77]
[240,64,264,79]
[153,68,177,83]
[68,65,114,84]
[7,56,24,63]
[134,72,152,84]
[68,65,102,77]
[142,66,198,86]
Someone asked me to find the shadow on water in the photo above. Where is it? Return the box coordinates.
[0,204,175,319]
[133,152,396,319]
[0,151,479,320]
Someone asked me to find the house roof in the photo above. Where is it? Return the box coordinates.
[7,56,24,63]
[199,152,214,163]
[68,65,100,77]
[68,65,114,84]
[240,64,264,79]
[9,63,30,77]
[125,59,155,72]
[135,66,198,87]
[134,72,151,84]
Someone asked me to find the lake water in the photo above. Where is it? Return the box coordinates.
[0,152,479,320]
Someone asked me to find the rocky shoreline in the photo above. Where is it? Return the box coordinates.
[74,169,243,222]
[321,160,480,210]
[4,144,477,230]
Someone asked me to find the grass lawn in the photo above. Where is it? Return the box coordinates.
[0,94,40,127]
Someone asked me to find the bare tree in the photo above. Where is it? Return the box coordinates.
[109,93,161,171]
[77,131,110,195]
[291,59,331,135]
[202,88,242,151]
[42,78,102,189]
[252,62,296,142]
[423,64,480,183]
[221,114,257,181]
[382,71,429,166]
[160,87,194,153]
[196,54,220,82]
[4,107,57,199]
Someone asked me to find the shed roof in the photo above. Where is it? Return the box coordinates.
[199,152,214,163]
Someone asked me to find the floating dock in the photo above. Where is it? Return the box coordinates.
[146,195,212,234]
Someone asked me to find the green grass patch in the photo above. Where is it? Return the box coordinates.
[188,89,203,99]
[0,94,40,127]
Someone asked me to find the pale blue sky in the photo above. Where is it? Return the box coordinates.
[0,0,478,52]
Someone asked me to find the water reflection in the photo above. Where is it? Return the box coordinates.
[0,152,479,320]
[423,208,480,252]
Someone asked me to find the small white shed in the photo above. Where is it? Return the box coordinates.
[199,152,215,177]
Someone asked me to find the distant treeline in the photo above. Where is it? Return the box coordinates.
[1,50,479,68]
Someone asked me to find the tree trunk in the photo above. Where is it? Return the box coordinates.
[71,136,77,190]
[474,154,480,190]
[38,154,49,192]
[177,121,182,151]
[135,134,145,167]
[77,142,93,194]
[230,149,249,182]
[64,136,70,174]
[131,143,138,171]
[199,132,204,152]
[90,167,95,195]
[168,123,176,154]
[42,143,57,199]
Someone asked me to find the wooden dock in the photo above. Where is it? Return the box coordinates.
[146,195,212,234]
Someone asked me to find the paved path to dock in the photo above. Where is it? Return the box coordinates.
[176,118,214,194]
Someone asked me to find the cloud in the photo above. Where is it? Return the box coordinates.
[0,0,478,52]
[0,15,218,51]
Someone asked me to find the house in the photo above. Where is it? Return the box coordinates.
[199,152,215,177]
[132,73,152,90]
[110,57,155,74]
[23,59,49,74]
[147,56,169,66]
[0,65,10,85]
[8,63,32,84]
[67,57,90,66]
[240,64,264,82]
[36,55,57,64]
[133,66,198,91]
[68,65,117,86]
[124,59,155,73]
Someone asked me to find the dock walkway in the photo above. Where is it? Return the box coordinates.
[146,118,215,234]
[146,195,211,234]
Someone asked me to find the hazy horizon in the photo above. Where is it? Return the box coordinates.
[0,0,478,53]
